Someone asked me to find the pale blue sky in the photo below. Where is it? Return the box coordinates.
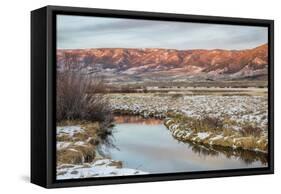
[57,15,268,50]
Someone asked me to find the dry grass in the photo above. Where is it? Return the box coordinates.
[56,121,114,165]
[108,161,122,168]
[57,134,72,142]
[239,124,263,137]
[57,145,96,165]
[168,113,225,133]
[57,149,84,165]
[165,112,268,152]
[75,145,96,163]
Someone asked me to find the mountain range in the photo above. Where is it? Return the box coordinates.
[57,44,268,82]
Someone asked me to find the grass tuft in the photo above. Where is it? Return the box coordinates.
[239,124,263,137]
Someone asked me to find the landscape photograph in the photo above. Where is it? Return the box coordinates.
[56,15,268,180]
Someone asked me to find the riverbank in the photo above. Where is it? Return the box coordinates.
[108,93,268,154]
[56,122,147,178]
[164,113,268,153]
[106,115,267,173]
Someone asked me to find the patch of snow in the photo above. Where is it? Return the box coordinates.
[74,141,87,146]
[165,119,173,125]
[57,126,84,137]
[57,142,72,150]
[68,148,79,152]
[197,132,210,140]
[209,135,223,141]
[182,110,194,116]
[57,159,148,180]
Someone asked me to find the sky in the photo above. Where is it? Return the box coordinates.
[57,15,268,50]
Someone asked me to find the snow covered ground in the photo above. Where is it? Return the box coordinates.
[108,93,268,131]
[57,126,85,137]
[57,159,148,180]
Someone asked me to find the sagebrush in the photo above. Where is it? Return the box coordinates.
[57,53,113,125]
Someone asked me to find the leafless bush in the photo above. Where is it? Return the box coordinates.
[170,113,224,132]
[56,53,113,125]
[200,116,224,131]
[239,124,263,137]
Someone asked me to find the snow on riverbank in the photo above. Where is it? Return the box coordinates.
[164,117,268,153]
[57,159,148,179]
[57,126,84,137]
[56,125,148,179]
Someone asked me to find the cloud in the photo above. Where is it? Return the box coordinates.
[57,15,268,50]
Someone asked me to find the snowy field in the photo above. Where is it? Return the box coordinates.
[108,93,268,131]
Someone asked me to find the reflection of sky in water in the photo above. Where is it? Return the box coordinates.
[107,119,267,174]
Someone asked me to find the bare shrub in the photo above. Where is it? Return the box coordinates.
[200,116,224,131]
[186,116,224,132]
[170,113,224,132]
[239,124,263,137]
[56,52,113,125]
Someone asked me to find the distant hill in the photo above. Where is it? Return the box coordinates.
[57,44,268,82]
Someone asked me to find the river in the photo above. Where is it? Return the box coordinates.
[102,115,267,174]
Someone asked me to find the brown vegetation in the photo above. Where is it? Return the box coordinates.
[56,53,115,166]
[167,112,224,133]
[239,124,263,137]
[56,122,114,165]
[164,112,268,153]
[56,52,113,124]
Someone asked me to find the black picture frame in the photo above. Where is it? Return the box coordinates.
[31,5,274,188]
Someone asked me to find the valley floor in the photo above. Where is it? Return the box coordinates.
[56,89,268,179]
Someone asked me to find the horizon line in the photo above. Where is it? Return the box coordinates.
[57,43,268,52]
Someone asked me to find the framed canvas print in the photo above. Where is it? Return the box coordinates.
[31,5,274,188]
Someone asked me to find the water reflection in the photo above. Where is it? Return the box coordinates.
[114,115,162,125]
[185,141,268,165]
[101,115,267,173]
[96,126,118,157]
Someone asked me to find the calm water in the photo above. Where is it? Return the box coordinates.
[104,116,267,174]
